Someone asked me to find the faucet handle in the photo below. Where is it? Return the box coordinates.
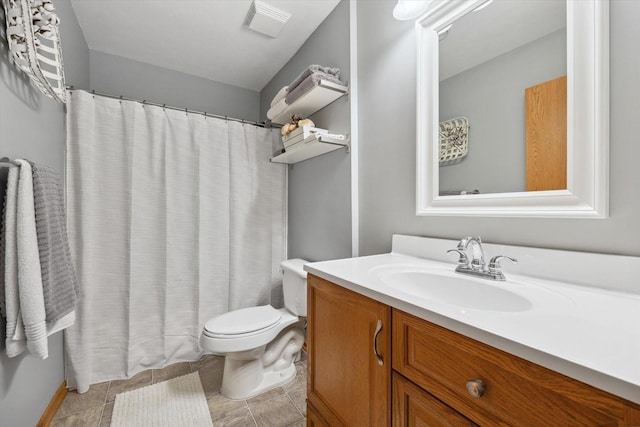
[447,249,469,267]
[488,255,518,272]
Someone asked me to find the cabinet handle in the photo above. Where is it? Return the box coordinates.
[373,319,383,366]
[466,379,486,398]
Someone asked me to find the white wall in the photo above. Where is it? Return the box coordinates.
[90,50,260,122]
[260,0,352,262]
[0,1,89,425]
[357,0,640,258]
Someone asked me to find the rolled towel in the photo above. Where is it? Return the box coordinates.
[287,65,341,93]
[267,97,288,121]
[270,86,288,107]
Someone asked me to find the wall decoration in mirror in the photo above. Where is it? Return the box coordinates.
[415,0,608,217]
[439,117,469,165]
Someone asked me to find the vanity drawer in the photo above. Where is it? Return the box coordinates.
[392,309,640,426]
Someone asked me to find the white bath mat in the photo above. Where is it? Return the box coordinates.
[111,372,213,427]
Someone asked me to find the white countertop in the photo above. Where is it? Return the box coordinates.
[303,236,640,405]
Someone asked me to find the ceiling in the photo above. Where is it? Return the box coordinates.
[70,0,341,92]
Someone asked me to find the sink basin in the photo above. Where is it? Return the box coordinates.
[377,269,532,312]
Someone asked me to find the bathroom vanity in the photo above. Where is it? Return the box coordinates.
[304,235,640,426]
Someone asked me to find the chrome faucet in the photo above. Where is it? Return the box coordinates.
[447,236,517,281]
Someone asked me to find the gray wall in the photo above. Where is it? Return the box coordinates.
[357,0,640,257]
[260,0,351,262]
[90,50,260,122]
[440,29,566,194]
[0,1,89,426]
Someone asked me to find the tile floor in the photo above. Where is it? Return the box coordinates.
[51,354,307,427]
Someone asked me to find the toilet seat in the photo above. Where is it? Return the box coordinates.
[203,305,282,339]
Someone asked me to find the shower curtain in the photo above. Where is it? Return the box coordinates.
[64,90,287,393]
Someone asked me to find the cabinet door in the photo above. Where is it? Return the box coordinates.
[392,373,477,427]
[307,274,391,426]
[307,402,330,427]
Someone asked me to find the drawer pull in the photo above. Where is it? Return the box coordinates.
[373,319,383,366]
[466,379,486,398]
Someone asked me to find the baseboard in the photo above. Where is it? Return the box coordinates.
[37,381,67,427]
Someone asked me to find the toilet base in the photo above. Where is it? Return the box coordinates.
[221,360,297,400]
[219,324,304,400]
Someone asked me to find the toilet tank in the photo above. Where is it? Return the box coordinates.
[281,258,308,317]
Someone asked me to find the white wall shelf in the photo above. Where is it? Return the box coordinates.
[270,80,348,125]
[270,134,349,164]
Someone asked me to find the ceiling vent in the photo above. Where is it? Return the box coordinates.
[246,0,291,38]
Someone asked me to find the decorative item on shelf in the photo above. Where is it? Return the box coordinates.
[439,117,469,165]
[3,0,66,103]
[281,114,328,148]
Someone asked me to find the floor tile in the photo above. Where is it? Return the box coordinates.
[192,354,225,374]
[99,402,114,427]
[106,370,152,402]
[208,392,249,421]
[247,386,285,406]
[282,363,306,392]
[213,410,257,427]
[54,382,109,419]
[207,394,249,422]
[287,421,306,427]
[55,358,307,426]
[287,387,306,417]
[152,362,191,383]
[200,368,224,399]
[51,405,102,427]
[250,394,304,427]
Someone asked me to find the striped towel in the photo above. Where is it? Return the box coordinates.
[30,162,79,324]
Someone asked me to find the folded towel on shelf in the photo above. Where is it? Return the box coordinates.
[31,162,79,324]
[287,65,341,94]
[286,72,344,105]
[270,86,288,107]
[14,159,48,359]
[267,97,288,121]
[3,166,26,357]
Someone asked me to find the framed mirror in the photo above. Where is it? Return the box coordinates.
[415,0,608,217]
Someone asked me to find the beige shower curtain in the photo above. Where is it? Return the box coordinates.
[64,90,287,393]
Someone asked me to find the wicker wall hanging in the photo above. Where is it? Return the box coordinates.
[3,0,66,103]
[439,117,469,165]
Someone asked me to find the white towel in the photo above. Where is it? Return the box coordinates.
[267,98,288,121]
[270,86,288,107]
[14,159,48,359]
[4,166,26,357]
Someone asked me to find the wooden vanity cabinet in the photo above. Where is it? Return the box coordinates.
[307,275,640,426]
[392,310,640,426]
[307,274,391,426]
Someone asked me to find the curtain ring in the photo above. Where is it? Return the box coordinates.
[91,89,95,99]
[162,104,166,110]
[185,107,188,115]
[204,112,207,119]
[142,100,146,107]
[119,95,123,104]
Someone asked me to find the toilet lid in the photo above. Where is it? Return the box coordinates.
[204,305,282,336]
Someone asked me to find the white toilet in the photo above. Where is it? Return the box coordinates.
[199,259,308,400]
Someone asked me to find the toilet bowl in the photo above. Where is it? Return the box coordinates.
[199,258,308,400]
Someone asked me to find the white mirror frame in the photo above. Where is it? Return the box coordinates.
[416,0,609,218]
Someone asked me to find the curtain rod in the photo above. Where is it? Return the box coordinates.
[65,86,271,128]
